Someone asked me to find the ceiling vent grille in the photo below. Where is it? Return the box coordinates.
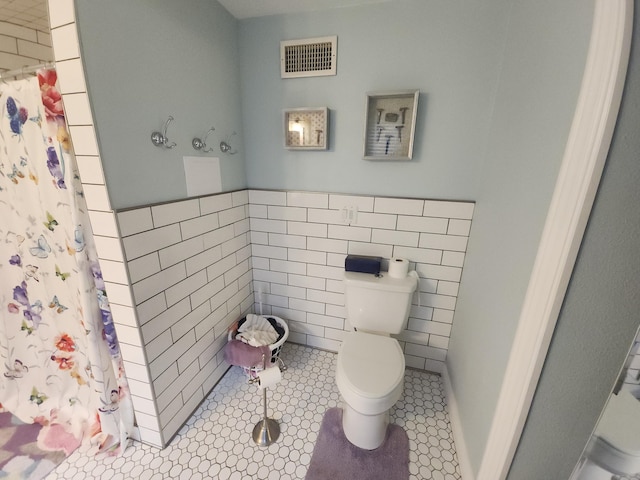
[280,36,337,78]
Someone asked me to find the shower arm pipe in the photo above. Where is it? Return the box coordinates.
[0,61,56,80]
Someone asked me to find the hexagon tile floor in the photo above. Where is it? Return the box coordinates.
[46,343,461,480]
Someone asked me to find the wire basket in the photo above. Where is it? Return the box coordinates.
[227,315,289,377]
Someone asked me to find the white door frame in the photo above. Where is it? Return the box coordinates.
[476,1,634,478]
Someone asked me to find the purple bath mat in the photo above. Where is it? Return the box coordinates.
[306,408,409,480]
[0,411,67,479]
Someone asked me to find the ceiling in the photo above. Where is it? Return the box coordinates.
[217,0,394,20]
[0,0,394,32]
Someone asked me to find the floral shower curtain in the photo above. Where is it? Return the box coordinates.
[0,70,133,455]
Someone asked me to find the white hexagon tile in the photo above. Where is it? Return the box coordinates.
[46,343,461,480]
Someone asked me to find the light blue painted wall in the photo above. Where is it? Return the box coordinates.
[447,0,594,473]
[238,0,510,199]
[239,0,594,474]
[75,0,247,209]
[508,4,640,476]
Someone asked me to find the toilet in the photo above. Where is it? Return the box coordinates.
[575,389,640,479]
[336,270,418,450]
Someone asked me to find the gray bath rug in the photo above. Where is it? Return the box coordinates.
[305,407,409,480]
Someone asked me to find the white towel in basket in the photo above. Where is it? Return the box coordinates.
[237,314,278,347]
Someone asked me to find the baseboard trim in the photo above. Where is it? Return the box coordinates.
[442,364,475,480]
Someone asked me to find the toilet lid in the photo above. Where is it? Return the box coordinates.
[338,332,405,398]
[595,390,640,456]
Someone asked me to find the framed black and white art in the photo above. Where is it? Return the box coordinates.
[363,90,419,160]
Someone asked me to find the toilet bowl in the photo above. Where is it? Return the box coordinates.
[336,331,405,450]
[575,390,640,480]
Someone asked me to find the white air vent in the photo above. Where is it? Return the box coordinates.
[280,36,337,78]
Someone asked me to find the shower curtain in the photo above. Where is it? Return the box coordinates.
[0,70,133,456]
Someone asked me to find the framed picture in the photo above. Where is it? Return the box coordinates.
[284,107,328,150]
[363,90,419,160]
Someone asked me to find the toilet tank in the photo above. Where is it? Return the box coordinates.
[344,271,418,334]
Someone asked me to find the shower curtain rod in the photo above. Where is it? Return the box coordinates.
[0,61,56,80]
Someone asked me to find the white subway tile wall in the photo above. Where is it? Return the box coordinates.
[117,192,254,446]
[47,0,157,446]
[0,21,53,73]
[249,190,474,372]
[112,188,473,447]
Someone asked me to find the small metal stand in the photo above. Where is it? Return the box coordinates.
[251,354,280,447]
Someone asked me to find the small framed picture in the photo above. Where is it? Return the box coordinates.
[363,90,419,160]
[284,107,328,150]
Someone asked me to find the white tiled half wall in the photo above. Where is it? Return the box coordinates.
[0,21,53,73]
[248,190,474,373]
[117,191,254,447]
[114,189,473,448]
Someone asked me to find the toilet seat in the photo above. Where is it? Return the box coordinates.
[588,390,640,475]
[336,331,405,416]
